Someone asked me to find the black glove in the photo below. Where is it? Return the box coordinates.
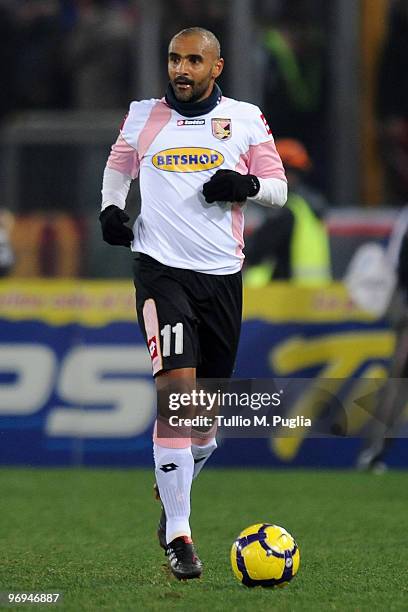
[99,205,134,247]
[202,169,260,203]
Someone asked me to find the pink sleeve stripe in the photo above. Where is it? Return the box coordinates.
[137,101,172,160]
[247,141,287,181]
[231,203,245,263]
[235,150,250,175]
[107,135,140,179]
[232,156,247,263]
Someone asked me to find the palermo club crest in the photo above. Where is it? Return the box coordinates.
[212,118,232,141]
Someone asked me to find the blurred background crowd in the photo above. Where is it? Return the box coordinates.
[0,0,407,278]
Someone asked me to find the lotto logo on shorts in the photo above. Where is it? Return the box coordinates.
[148,336,158,359]
[152,147,224,172]
[260,113,272,135]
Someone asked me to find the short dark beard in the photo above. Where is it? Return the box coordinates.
[171,77,212,103]
[184,86,208,103]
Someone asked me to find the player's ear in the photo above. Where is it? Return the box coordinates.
[212,58,224,79]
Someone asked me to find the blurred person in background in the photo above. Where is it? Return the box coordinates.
[245,138,331,286]
[376,0,408,204]
[258,0,329,192]
[356,223,408,473]
[64,0,135,109]
[99,27,287,580]
[358,0,408,465]
[0,209,15,277]
[0,1,18,122]
[13,0,67,110]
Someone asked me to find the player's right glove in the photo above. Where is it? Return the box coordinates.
[99,205,134,247]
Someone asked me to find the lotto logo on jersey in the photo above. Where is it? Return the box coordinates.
[148,336,158,360]
[152,147,224,172]
[177,119,205,126]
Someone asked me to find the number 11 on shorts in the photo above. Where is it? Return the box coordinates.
[160,322,184,357]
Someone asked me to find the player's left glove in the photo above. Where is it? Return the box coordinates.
[202,169,260,203]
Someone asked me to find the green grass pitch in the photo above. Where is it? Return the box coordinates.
[0,468,407,611]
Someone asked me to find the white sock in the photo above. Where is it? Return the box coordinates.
[153,444,194,544]
[191,438,217,479]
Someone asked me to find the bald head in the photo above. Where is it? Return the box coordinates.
[169,27,221,60]
[167,26,224,103]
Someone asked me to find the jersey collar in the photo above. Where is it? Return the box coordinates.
[165,83,222,117]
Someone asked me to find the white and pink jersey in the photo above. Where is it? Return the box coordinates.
[105,96,286,274]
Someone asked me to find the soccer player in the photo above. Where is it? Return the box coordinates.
[99,27,287,579]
